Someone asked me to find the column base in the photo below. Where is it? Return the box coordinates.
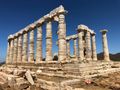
[17,61,22,64]
[29,61,35,64]
[22,61,28,64]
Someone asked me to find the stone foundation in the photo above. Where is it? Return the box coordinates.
[0,61,120,90]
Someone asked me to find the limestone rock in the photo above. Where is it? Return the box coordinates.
[36,69,42,74]
[7,76,16,87]
[75,88,85,90]
[0,72,8,84]
[5,68,13,74]
[25,70,34,85]
[16,78,30,90]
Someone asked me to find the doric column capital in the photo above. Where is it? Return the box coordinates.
[91,33,96,36]
[66,39,71,42]
[100,29,108,34]
[77,24,89,32]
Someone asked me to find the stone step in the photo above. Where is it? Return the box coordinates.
[36,68,120,82]
[40,65,112,75]
[40,66,120,78]
[64,62,113,68]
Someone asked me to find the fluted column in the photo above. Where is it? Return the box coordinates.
[36,26,42,63]
[22,33,28,63]
[6,40,10,64]
[86,31,92,60]
[91,33,97,61]
[13,37,18,63]
[29,30,34,63]
[46,21,52,61]
[10,39,14,63]
[78,30,84,61]
[73,38,77,58]
[17,35,22,63]
[66,40,70,59]
[100,30,110,61]
[58,14,66,61]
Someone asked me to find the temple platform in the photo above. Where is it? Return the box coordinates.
[0,61,119,90]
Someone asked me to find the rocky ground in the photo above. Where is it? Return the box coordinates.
[92,72,120,90]
[0,62,120,90]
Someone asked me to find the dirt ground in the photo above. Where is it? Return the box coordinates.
[70,72,120,90]
[92,72,120,90]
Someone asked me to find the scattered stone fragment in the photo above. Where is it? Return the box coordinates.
[25,70,34,85]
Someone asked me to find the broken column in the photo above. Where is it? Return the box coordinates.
[86,31,92,61]
[46,21,53,61]
[58,13,67,62]
[29,30,34,63]
[100,30,110,61]
[77,25,84,61]
[13,36,18,64]
[22,32,28,63]
[91,33,97,61]
[36,26,42,63]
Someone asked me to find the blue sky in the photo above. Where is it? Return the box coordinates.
[0,0,120,61]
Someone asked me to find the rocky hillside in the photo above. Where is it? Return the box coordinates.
[97,52,120,61]
[0,62,5,66]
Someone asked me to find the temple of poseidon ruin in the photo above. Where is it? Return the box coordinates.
[5,5,110,65]
[1,5,120,90]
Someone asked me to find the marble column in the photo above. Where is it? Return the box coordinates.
[29,30,34,63]
[6,40,10,64]
[13,37,18,63]
[58,14,66,61]
[10,39,14,63]
[100,30,110,61]
[73,38,77,58]
[17,35,22,63]
[78,29,84,61]
[22,33,28,63]
[66,40,70,59]
[36,26,42,63]
[91,33,97,61]
[46,21,52,61]
[86,31,92,60]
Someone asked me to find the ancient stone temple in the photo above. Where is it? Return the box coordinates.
[5,5,110,65]
[3,5,120,90]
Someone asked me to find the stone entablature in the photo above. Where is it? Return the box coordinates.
[8,5,67,40]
